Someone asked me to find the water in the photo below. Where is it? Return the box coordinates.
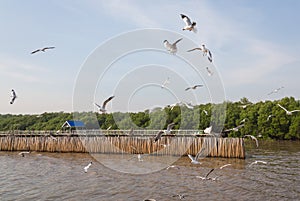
[0,141,299,201]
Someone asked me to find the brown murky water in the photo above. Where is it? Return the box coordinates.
[0,141,299,201]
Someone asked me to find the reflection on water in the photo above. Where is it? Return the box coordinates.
[0,141,299,200]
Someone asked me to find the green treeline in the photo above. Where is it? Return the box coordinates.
[0,97,299,140]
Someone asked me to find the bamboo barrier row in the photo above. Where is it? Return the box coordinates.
[0,135,245,158]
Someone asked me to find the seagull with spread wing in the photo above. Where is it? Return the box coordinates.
[224,124,245,132]
[277,103,300,115]
[10,89,17,104]
[95,95,115,113]
[267,86,284,95]
[206,67,213,76]
[185,84,203,91]
[163,38,182,54]
[243,135,259,148]
[161,77,170,88]
[188,147,207,164]
[154,122,175,142]
[180,14,197,32]
[187,44,213,62]
[31,46,55,54]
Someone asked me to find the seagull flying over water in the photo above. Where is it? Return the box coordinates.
[243,135,259,148]
[187,44,213,62]
[10,89,17,104]
[249,160,267,167]
[196,168,218,180]
[31,46,55,54]
[154,122,175,142]
[188,147,207,164]
[277,103,300,115]
[84,162,92,173]
[163,38,182,54]
[180,14,197,32]
[185,84,203,91]
[95,95,115,113]
[19,151,30,157]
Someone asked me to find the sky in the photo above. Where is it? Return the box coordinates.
[0,0,299,114]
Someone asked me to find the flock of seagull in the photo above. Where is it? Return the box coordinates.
[7,12,296,201]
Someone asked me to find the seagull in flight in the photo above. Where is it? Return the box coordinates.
[249,160,267,167]
[31,46,55,54]
[84,162,92,173]
[204,126,212,134]
[277,103,300,115]
[267,86,284,95]
[161,77,170,88]
[203,110,208,116]
[267,114,274,121]
[219,164,232,169]
[95,95,115,113]
[163,38,183,54]
[187,44,213,62]
[188,147,207,164]
[206,67,213,76]
[224,124,245,132]
[180,14,197,32]
[154,122,175,142]
[10,89,17,104]
[243,135,259,148]
[19,151,30,157]
[196,168,217,180]
[185,84,203,91]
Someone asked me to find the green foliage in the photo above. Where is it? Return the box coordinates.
[0,97,299,140]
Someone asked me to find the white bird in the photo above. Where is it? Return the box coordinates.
[84,162,92,173]
[267,114,274,121]
[106,125,112,130]
[240,104,249,109]
[224,124,245,132]
[196,168,217,180]
[267,86,284,95]
[172,194,186,199]
[277,103,300,115]
[154,122,175,142]
[243,135,259,147]
[19,151,30,157]
[137,154,143,162]
[31,46,55,54]
[203,110,208,116]
[161,77,170,88]
[95,95,115,113]
[240,118,247,123]
[144,199,156,201]
[206,67,213,76]
[187,44,213,62]
[188,147,207,164]
[166,165,180,170]
[204,126,212,134]
[180,14,197,32]
[249,160,267,167]
[219,164,232,169]
[10,89,17,104]
[163,38,182,54]
[185,84,203,91]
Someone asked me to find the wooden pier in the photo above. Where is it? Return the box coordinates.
[0,130,245,158]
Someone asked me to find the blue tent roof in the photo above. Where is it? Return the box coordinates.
[62,120,85,128]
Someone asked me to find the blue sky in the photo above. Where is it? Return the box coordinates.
[0,0,299,114]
